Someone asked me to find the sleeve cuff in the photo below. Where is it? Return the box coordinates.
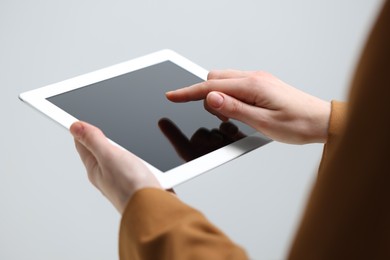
[327,100,347,142]
[318,100,347,174]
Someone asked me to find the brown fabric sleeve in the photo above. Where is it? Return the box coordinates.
[288,1,390,259]
[119,188,248,260]
[326,101,347,142]
[318,100,347,174]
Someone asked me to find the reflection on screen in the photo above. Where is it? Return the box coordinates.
[47,61,255,171]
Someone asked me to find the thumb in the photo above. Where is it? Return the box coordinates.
[70,121,109,158]
[206,91,265,129]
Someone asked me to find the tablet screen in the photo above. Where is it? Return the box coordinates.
[47,61,255,172]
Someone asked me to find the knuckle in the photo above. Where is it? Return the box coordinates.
[227,99,244,117]
[247,75,262,87]
[200,80,211,94]
[254,70,273,78]
[254,70,267,76]
[207,70,218,80]
[246,71,272,88]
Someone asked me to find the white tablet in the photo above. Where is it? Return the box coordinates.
[19,50,271,188]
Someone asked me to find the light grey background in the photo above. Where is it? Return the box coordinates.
[1,0,383,259]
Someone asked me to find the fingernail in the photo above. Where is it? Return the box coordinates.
[70,122,84,138]
[208,92,224,108]
[165,91,175,100]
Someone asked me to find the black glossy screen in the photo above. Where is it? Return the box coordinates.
[48,61,255,171]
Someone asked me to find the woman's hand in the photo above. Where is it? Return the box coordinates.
[70,121,162,214]
[166,70,331,144]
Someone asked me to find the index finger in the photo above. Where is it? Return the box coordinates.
[165,77,254,103]
[166,70,253,103]
[207,69,253,80]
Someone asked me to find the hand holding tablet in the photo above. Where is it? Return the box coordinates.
[70,121,162,214]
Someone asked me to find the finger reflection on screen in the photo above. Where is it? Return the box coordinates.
[158,118,247,162]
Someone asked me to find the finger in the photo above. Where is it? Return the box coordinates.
[74,139,93,165]
[70,121,110,159]
[158,118,194,161]
[203,99,229,122]
[207,69,253,80]
[166,70,252,102]
[166,77,255,103]
[206,91,267,131]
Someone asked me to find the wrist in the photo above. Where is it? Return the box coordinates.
[307,99,331,143]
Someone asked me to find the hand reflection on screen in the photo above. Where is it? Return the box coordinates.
[158,118,246,162]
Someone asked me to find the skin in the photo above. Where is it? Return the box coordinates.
[70,69,331,214]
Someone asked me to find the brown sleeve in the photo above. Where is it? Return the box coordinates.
[288,1,390,259]
[119,188,248,260]
[318,100,347,174]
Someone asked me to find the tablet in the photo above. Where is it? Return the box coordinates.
[19,50,271,188]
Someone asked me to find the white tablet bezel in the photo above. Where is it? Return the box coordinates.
[19,49,271,188]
